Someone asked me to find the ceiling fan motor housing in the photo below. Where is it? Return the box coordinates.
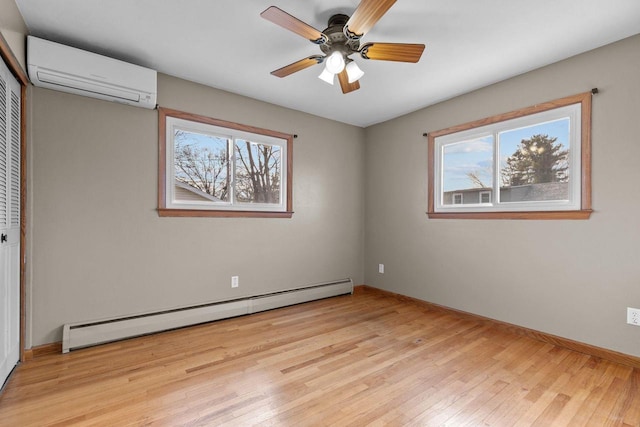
[320,14,360,57]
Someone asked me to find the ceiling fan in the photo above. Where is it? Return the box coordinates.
[260,0,425,94]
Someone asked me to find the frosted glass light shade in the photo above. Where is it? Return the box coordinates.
[318,68,334,85]
[325,51,345,74]
[346,61,364,83]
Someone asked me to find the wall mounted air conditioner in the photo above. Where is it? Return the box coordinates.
[27,36,157,109]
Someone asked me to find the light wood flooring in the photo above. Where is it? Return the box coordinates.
[1,287,639,426]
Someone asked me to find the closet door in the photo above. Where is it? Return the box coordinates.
[0,55,20,388]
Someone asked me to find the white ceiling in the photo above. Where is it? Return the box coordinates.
[14,0,640,127]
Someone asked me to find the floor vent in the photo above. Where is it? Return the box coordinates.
[62,279,353,353]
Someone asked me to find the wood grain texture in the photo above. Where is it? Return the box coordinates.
[260,6,325,43]
[157,208,294,218]
[23,342,62,361]
[2,287,639,426]
[346,0,397,37]
[360,42,425,63]
[271,56,322,78]
[427,210,592,220]
[337,69,360,94]
[428,92,593,139]
[580,90,593,211]
[359,285,640,369]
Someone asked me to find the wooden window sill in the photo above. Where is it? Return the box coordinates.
[157,208,294,218]
[426,210,592,220]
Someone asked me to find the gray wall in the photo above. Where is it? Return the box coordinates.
[28,74,365,345]
[364,34,640,357]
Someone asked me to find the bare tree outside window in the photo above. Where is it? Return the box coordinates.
[174,130,230,201]
[466,171,489,188]
[173,131,282,204]
[235,140,281,204]
[160,108,293,217]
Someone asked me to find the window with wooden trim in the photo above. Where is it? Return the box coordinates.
[428,92,593,220]
[158,108,293,218]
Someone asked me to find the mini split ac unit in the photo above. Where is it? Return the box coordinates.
[27,36,157,109]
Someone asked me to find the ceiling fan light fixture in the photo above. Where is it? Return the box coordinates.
[261,4,426,94]
[346,60,364,83]
[325,51,346,74]
[318,68,335,85]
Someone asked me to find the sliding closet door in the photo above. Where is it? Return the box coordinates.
[0,54,20,388]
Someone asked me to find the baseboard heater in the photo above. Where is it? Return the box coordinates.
[62,279,353,353]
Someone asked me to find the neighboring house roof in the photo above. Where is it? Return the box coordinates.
[499,182,568,202]
[444,182,568,202]
[447,188,492,194]
[174,181,222,202]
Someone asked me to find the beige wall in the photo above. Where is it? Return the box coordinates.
[0,0,27,71]
[29,74,365,345]
[16,0,640,358]
[364,34,640,357]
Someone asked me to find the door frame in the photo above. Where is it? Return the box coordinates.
[0,33,28,363]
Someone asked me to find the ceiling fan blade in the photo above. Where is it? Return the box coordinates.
[271,56,323,78]
[261,6,327,44]
[337,69,360,94]
[345,0,397,38]
[360,42,425,63]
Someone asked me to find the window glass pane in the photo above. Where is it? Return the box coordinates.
[442,135,494,205]
[174,129,229,202]
[235,140,281,204]
[499,118,570,203]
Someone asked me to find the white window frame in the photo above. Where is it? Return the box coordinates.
[427,92,593,220]
[158,108,293,218]
[434,104,580,213]
[452,193,463,204]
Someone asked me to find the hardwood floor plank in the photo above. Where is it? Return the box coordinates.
[479,384,533,426]
[530,392,572,426]
[1,287,639,426]
[619,368,640,426]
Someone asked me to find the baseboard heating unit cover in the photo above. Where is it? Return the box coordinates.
[62,279,353,353]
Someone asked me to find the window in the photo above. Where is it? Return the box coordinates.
[428,92,592,219]
[158,108,293,218]
[480,191,491,204]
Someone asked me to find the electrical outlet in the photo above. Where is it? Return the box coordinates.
[378,264,384,274]
[231,276,239,288]
[627,307,640,326]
